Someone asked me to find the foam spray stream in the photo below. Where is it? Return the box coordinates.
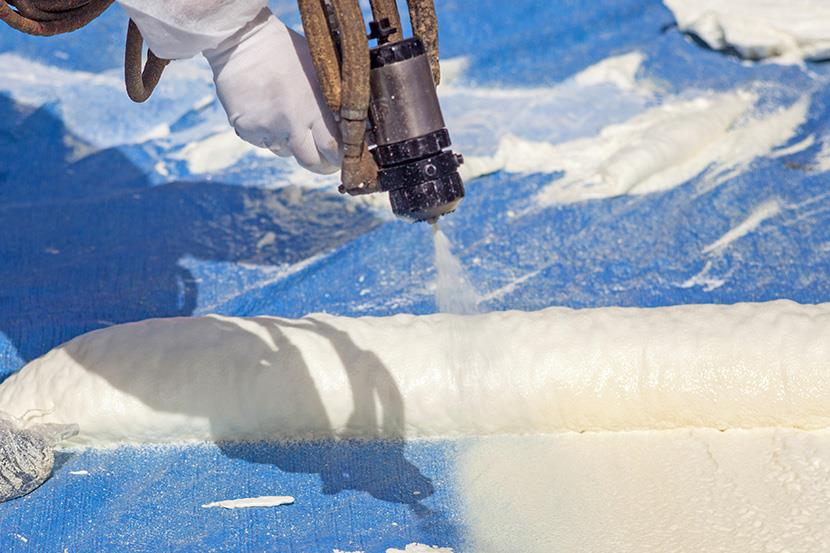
[431,223,480,314]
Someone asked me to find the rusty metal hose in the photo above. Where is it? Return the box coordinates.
[124,18,169,103]
[298,0,342,113]
[0,0,168,102]
[299,0,441,193]
[0,0,112,35]
[332,0,377,192]
[368,0,402,43]
[300,0,378,193]
[406,0,440,85]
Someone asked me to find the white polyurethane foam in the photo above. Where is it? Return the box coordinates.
[1,300,829,446]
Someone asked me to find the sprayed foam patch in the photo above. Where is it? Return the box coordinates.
[458,429,830,553]
[814,139,830,173]
[665,0,830,64]
[170,129,272,174]
[0,53,214,148]
[462,90,808,206]
[442,52,655,159]
[703,200,782,254]
[201,495,294,509]
[387,544,453,553]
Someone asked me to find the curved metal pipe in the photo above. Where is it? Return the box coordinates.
[0,0,112,36]
[1,1,170,103]
[406,0,440,85]
[124,19,170,103]
[8,0,66,21]
[17,0,93,10]
[332,0,377,192]
[298,0,342,113]
[368,0,402,43]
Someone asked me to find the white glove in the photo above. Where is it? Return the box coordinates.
[203,9,342,174]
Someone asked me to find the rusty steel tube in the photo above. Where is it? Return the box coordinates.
[0,0,112,36]
[368,0,402,43]
[0,0,170,103]
[406,0,440,85]
[124,18,170,103]
[298,0,342,113]
[331,0,377,191]
[9,0,66,21]
[18,0,95,10]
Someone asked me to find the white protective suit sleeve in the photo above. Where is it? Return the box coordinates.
[116,1,341,174]
[117,0,268,59]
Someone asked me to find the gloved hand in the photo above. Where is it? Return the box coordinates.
[118,1,341,174]
[202,9,342,174]
[203,8,340,173]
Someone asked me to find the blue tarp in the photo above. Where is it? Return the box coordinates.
[1,0,830,550]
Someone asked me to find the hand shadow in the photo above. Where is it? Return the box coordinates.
[217,317,435,508]
[0,91,382,371]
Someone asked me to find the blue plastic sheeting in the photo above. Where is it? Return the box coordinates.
[0,441,460,552]
[2,0,830,550]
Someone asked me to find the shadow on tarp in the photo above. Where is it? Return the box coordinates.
[0,89,450,532]
[0,91,382,370]
[218,439,457,546]
[51,310,438,510]
[36,439,459,552]
[14,294,444,527]
[221,439,437,505]
[216,317,437,509]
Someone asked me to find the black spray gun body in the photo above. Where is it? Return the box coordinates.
[298,0,464,224]
[367,19,465,223]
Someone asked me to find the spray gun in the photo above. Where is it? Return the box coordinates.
[0,0,463,223]
[298,0,465,223]
[0,0,463,222]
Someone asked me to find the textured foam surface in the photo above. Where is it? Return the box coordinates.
[3,301,830,447]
